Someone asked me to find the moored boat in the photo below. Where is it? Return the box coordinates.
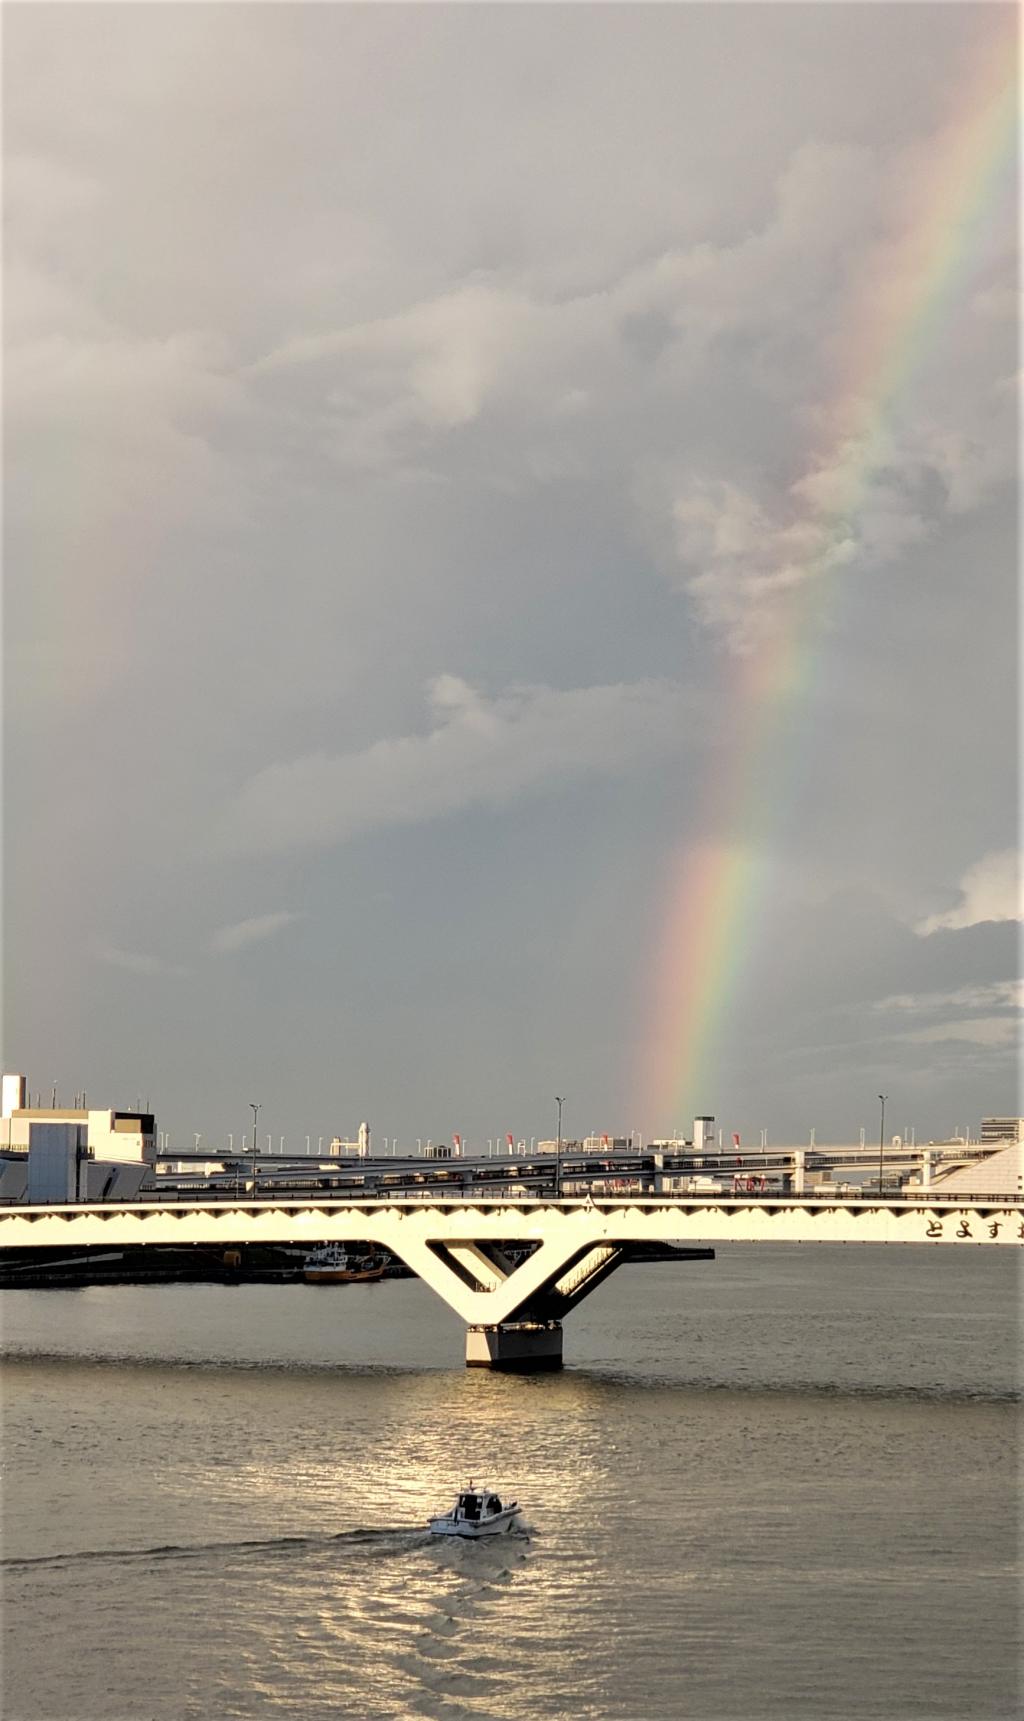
[303,1245,387,1284]
[428,1483,521,1538]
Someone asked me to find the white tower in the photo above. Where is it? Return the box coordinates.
[2,1074,27,1118]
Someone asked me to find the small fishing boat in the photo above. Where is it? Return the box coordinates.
[428,1483,521,1538]
[303,1245,387,1284]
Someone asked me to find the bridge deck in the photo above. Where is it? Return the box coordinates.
[2,1192,1020,1254]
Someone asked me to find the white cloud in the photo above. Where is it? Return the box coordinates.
[878,980,1022,1015]
[670,476,858,652]
[255,282,531,427]
[219,675,693,855]
[916,850,1021,935]
[900,1017,1017,1049]
[211,912,304,954]
[91,940,187,978]
[666,420,952,653]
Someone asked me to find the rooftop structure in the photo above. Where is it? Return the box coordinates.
[980,1117,1024,1146]
[929,1140,1023,1196]
[1,1074,155,1203]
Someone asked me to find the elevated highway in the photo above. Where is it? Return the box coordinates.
[3,1190,1019,1369]
[147,1139,1002,1204]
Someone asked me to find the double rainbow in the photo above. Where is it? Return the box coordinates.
[641,17,1018,1135]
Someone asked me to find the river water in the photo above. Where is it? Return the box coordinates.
[1,1245,1019,1720]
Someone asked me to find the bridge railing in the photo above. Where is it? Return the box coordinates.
[1,1187,1022,1211]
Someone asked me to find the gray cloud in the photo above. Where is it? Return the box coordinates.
[220,676,694,856]
[5,4,1016,1144]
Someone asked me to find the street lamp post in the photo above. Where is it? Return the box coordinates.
[250,1103,261,1198]
[555,1096,565,1200]
[877,1094,887,1199]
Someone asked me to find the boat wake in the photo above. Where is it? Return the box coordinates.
[1,1526,430,1573]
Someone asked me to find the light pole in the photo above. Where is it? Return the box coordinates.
[555,1096,565,1200]
[877,1094,887,1198]
[250,1103,260,1197]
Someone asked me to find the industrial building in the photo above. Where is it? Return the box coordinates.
[0,1073,154,1203]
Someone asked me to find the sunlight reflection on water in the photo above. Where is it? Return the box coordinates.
[1,1248,1019,1718]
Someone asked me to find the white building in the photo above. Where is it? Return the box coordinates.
[980,1117,1024,1146]
[329,1123,372,1158]
[1,1074,154,1202]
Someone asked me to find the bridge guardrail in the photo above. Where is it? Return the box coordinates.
[2,1187,1022,1211]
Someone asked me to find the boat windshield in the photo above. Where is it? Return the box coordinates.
[458,1493,481,1520]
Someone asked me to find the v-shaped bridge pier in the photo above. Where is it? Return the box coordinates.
[391,1210,713,1369]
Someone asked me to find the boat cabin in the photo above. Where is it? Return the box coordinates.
[455,1486,504,1522]
[429,1479,520,1536]
[307,1244,350,1268]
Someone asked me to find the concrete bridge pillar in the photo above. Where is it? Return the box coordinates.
[466,1321,563,1371]
[791,1149,806,1195]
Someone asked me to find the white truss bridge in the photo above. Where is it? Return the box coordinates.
[3,1192,1020,1369]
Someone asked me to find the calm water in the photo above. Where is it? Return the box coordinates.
[1,1245,1020,1720]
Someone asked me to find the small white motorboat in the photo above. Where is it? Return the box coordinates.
[428,1483,521,1538]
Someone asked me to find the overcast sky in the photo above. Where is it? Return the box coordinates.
[4,3,1018,1151]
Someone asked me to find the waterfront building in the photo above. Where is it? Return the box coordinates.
[0,1074,154,1202]
[980,1116,1024,1146]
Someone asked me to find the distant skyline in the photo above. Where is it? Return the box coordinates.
[5,5,1019,1149]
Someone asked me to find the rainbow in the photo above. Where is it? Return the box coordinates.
[640,15,1018,1135]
